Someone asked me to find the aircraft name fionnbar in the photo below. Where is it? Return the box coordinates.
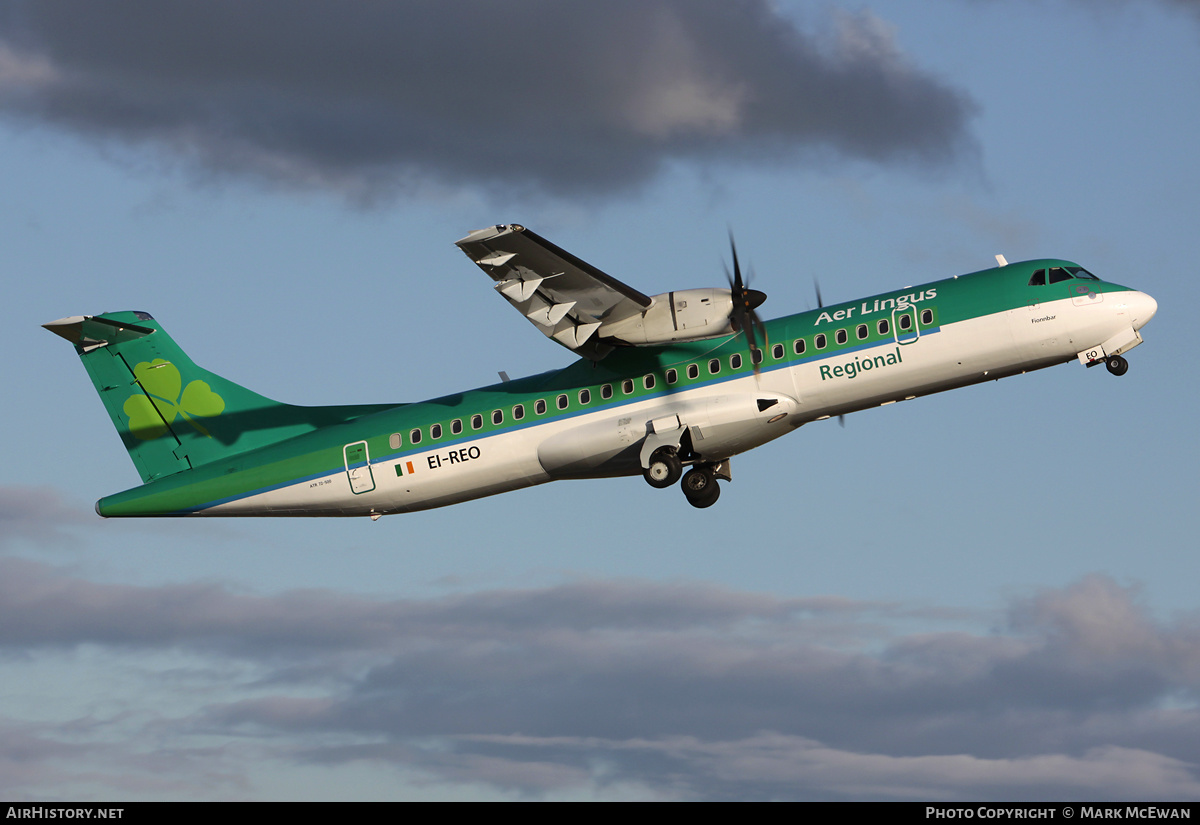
[814,288,938,326]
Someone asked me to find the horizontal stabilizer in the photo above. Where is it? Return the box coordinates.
[43,313,156,352]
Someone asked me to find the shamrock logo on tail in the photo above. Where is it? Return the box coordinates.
[123,359,225,441]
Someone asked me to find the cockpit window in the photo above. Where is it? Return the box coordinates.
[1031,265,1099,286]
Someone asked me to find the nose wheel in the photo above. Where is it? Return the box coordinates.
[1106,354,1129,376]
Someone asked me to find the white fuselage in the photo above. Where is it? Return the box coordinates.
[204,288,1156,517]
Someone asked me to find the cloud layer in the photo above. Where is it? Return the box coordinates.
[2,554,1198,800]
[0,1,976,199]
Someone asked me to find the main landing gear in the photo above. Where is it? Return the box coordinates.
[1105,354,1129,376]
[642,447,723,508]
[681,466,720,509]
[643,448,683,489]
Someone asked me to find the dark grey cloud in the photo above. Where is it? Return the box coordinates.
[4,557,1200,799]
[0,1,977,200]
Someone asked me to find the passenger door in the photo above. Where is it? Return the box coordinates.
[343,441,376,494]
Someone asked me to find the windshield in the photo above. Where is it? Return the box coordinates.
[1028,265,1101,286]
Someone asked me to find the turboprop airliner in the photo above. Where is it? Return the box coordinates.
[45,224,1157,516]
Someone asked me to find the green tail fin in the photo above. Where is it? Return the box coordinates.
[45,311,392,483]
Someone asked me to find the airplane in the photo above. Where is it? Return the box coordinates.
[45,223,1157,517]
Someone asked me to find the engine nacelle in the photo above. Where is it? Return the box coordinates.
[601,289,735,345]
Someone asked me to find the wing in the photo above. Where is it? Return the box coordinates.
[456,224,654,360]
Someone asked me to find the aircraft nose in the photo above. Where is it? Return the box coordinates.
[1129,291,1158,331]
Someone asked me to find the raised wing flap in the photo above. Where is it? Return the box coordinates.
[456,224,654,359]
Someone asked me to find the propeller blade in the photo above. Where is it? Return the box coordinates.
[725,232,769,375]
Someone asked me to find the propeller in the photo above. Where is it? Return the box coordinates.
[725,233,768,373]
[812,278,845,427]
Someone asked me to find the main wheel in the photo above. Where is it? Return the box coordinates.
[688,482,720,509]
[681,466,714,498]
[1106,354,1129,376]
[682,467,720,508]
[643,449,683,489]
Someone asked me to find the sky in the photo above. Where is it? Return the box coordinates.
[1,0,1198,801]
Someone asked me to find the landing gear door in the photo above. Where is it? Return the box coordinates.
[344,440,376,494]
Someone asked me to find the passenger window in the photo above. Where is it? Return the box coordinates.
[815,333,827,349]
[793,338,806,355]
[857,324,868,340]
[899,314,912,331]
[752,348,764,365]
[557,394,569,410]
[644,374,656,390]
[666,368,677,384]
[877,319,890,336]
[492,409,503,425]
[452,419,463,435]
[471,414,483,430]
[921,309,933,326]
[730,353,742,370]
[535,399,547,415]
[622,379,634,395]
[601,384,613,400]
[430,423,442,439]
[410,428,422,445]
[1028,269,1046,286]
[772,343,784,360]
[709,359,721,375]
[835,329,848,345]
[579,389,591,405]
[687,364,699,380]
[389,432,403,449]
[513,404,524,421]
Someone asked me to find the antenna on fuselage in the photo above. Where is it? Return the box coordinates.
[995,254,1008,267]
